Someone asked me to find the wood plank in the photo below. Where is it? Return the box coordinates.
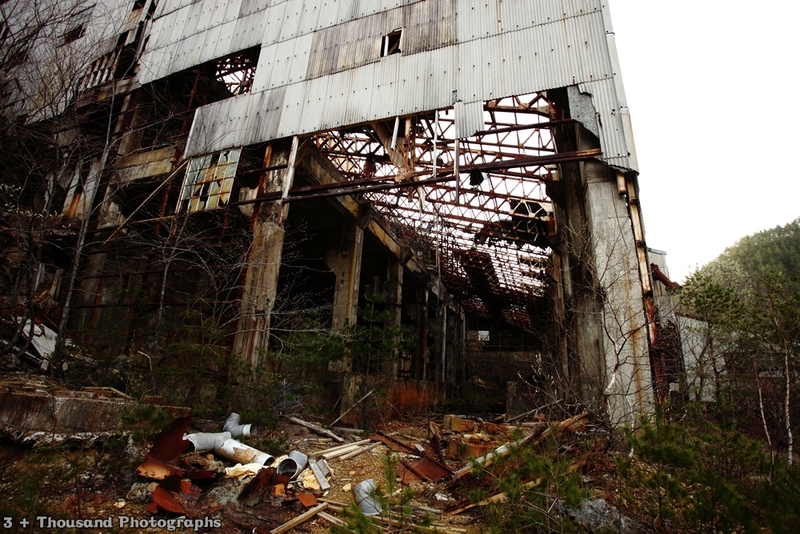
[288,417,345,442]
[270,502,328,534]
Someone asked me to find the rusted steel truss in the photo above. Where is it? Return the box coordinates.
[305,93,581,330]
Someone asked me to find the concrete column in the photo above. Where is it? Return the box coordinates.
[413,288,428,381]
[233,142,293,373]
[548,90,653,425]
[583,160,652,425]
[383,259,403,376]
[327,220,364,331]
[232,220,285,371]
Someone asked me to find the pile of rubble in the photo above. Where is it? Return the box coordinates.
[127,410,592,533]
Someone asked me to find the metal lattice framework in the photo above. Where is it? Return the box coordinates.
[309,93,580,329]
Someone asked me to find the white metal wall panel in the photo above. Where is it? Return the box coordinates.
[239,0,267,18]
[262,1,288,45]
[567,10,613,83]
[482,34,506,100]
[278,2,303,41]
[371,55,401,122]
[253,44,278,93]
[336,0,359,25]
[579,80,628,165]
[425,46,456,111]
[286,32,314,84]
[298,2,322,35]
[456,0,501,42]
[317,1,342,33]
[214,20,238,60]
[454,101,484,139]
[269,39,297,88]
[256,86,287,142]
[530,0,564,27]
[563,0,603,19]
[497,0,535,32]
[300,75,331,134]
[276,83,307,139]
[395,53,419,116]
[456,38,483,103]
[320,71,349,131]
[231,9,268,51]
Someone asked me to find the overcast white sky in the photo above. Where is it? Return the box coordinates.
[608,0,800,282]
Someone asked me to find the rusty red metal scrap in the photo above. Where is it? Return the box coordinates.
[371,431,453,483]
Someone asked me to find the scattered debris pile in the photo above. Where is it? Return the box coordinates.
[1,387,613,534]
[126,409,598,532]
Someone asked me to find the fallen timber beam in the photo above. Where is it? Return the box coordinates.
[452,412,588,480]
[270,502,329,534]
[287,417,344,443]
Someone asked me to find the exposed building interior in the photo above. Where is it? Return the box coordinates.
[0,0,684,425]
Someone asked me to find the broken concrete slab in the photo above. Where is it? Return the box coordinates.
[0,380,190,444]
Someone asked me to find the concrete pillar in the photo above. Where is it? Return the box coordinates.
[233,142,293,372]
[413,288,428,381]
[583,161,652,425]
[232,220,285,371]
[548,88,653,425]
[327,220,364,331]
[383,259,404,376]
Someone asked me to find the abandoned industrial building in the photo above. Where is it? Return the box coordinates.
[0,0,683,426]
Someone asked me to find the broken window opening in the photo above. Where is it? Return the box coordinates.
[215,49,259,96]
[63,25,86,45]
[178,148,242,213]
[62,5,93,46]
[381,29,403,57]
[80,23,144,90]
[132,0,147,11]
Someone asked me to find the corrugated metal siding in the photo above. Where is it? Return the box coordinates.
[151,0,636,171]
[456,0,500,42]
[454,101,484,139]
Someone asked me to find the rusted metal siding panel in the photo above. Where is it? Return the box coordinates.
[403,0,456,55]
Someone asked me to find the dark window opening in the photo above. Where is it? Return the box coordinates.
[381,29,403,57]
[63,25,86,45]
[6,49,29,69]
[132,0,147,11]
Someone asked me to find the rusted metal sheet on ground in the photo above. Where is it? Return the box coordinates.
[136,455,185,480]
[151,486,189,515]
[149,416,191,461]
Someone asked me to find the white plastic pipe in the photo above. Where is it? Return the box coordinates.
[215,438,274,466]
[184,432,231,453]
[223,412,254,438]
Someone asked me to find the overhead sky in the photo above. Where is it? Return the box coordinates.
[608,0,800,282]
